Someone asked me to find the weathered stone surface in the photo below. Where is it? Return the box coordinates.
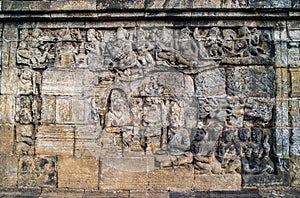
[36,125,74,156]
[0,155,18,186]
[194,173,241,191]
[291,156,300,187]
[291,69,300,97]
[2,1,51,11]
[148,168,194,191]
[40,188,84,198]
[0,125,14,155]
[57,157,99,189]
[0,0,299,195]
[18,155,57,187]
[0,95,15,124]
[51,0,96,11]
[97,0,145,9]
[100,157,153,190]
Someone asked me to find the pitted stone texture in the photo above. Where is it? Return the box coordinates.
[194,173,241,191]
[18,155,57,187]
[0,95,15,124]
[97,0,145,9]
[148,168,194,192]
[36,125,75,156]
[0,155,18,186]
[57,157,99,189]
[99,157,154,191]
[0,125,14,155]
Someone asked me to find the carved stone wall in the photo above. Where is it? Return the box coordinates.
[0,0,300,197]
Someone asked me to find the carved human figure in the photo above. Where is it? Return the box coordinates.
[56,42,77,67]
[15,96,33,124]
[107,27,140,69]
[248,127,274,174]
[134,27,155,66]
[105,89,132,127]
[175,27,199,65]
[17,40,49,67]
[156,27,193,67]
[143,98,162,154]
[234,26,263,57]
[238,127,252,174]
[163,101,193,165]
[191,128,222,174]
[205,27,224,57]
[168,102,189,151]
[217,129,241,173]
[18,68,37,95]
[86,29,105,69]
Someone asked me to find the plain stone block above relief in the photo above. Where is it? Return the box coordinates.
[0,0,298,12]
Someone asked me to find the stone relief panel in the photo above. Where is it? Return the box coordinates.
[12,25,287,186]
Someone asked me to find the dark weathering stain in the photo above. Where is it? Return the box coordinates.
[96,0,138,9]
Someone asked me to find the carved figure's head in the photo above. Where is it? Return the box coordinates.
[222,129,235,143]
[136,27,145,40]
[251,126,262,143]
[194,128,206,142]
[238,127,251,142]
[116,27,127,40]
[20,68,33,81]
[87,29,97,41]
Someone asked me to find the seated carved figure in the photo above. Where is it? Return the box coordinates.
[105,90,132,127]
[107,27,140,69]
[191,128,222,174]
[156,27,196,67]
[217,129,241,173]
[247,127,274,174]
[156,101,193,167]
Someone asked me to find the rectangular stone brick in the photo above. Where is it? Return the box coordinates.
[148,168,194,192]
[51,0,96,11]
[290,100,300,127]
[41,95,56,124]
[41,188,84,198]
[36,125,74,156]
[194,173,241,191]
[97,0,144,9]
[57,157,99,189]
[18,155,57,187]
[41,69,84,96]
[2,1,51,11]
[83,191,129,198]
[55,97,91,124]
[291,128,300,156]
[273,128,290,157]
[193,0,221,8]
[276,68,289,98]
[0,155,18,186]
[75,125,99,158]
[275,100,289,127]
[291,69,300,97]
[99,157,154,191]
[0,125,14,154]
[0,95,15,124]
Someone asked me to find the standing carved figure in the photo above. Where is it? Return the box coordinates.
[86,29,105,70]
[134,27,155,66]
